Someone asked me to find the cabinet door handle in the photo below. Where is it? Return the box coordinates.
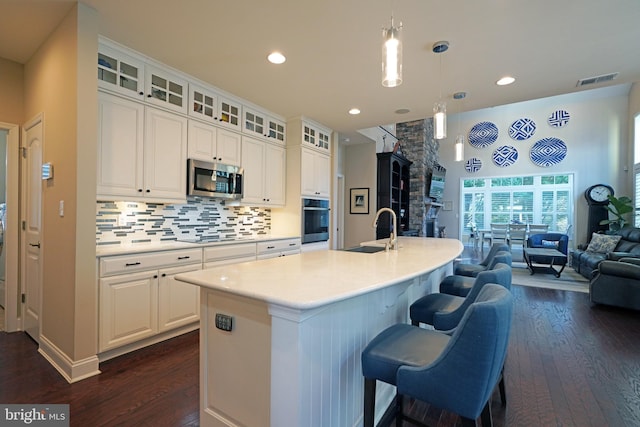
[153,275,158,279]
[177,256,190,260]
[139,91,144,96]
[267,246,275,249]
[125,262,141,267]
[138,189,143,192]
[29,242,41,248]
[289,243,296,246]
[161,273,166,277]
[146,189,150,193]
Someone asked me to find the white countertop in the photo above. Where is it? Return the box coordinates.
[95,234,300,257]
[175,237,463,310]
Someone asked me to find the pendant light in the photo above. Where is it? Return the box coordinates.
[453,91,466,162]
[382,16,403,88]
[432,41,449,139]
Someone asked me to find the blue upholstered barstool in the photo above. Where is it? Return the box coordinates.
[455,243,509,277]
[361,284,514,427]
[410,262,512,330]
[440,251,512,297]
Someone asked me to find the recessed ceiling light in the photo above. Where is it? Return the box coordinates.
[349,108,361,115]
[496,76,515,86]
[267,52,286,64]
[395,108,410,114]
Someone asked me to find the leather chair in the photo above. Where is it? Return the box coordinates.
[410,262,512,330]
[590,257,640,311]
[441,252,512,297]
[361,284,513,427]
[455,243,510,277]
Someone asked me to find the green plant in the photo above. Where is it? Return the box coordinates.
[599,194,633,231]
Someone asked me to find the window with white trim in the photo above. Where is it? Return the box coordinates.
[634,114,640,227]
[461,174,573,238]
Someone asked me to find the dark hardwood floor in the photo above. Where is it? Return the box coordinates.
[0,331,199,427]
[1,249,639,426]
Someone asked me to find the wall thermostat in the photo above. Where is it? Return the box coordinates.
[42,163,53,180]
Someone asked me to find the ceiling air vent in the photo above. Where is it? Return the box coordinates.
[576,72,619,87]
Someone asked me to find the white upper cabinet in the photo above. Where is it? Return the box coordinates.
[144,107,188,200]
[188,84,218,123]
[301,148,331,198]
[188,120,242,166]
[243,107,286,145]
[97,92,144,198]
[98,43,145,100]
[144,65,189,114]
[216,96,242,131]
[303,122,331,153]
[97,92,187,203]
[241,136,285,206]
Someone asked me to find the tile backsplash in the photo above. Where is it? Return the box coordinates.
[96,197,271,246]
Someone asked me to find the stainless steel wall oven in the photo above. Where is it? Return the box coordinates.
[302,198,330,244]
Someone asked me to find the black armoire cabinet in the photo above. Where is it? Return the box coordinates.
[376,152,412,239]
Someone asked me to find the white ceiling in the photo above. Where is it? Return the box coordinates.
[2,0,640,144]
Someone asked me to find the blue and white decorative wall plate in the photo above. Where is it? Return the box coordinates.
[548,110,570,128]
[465,158,482,173]
[508,118,536,140]
[530,137,567,167]
[468,121,499,148]
[492,145,518,167]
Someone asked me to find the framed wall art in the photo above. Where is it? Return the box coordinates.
[350,188,369,214]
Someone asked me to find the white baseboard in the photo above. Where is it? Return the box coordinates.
[38,334,101,383]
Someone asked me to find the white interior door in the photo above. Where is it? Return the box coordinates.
[22,115,43,342]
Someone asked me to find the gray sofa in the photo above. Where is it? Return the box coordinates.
[572,227,640,279]
[590,257,640,311]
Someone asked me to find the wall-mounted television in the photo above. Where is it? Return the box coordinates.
[427,163,446,202]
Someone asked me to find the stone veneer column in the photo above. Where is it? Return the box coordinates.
[396,118,439,236]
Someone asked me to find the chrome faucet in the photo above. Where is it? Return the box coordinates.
[372,207,398,250]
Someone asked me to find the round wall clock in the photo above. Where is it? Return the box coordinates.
[585,184,613,205]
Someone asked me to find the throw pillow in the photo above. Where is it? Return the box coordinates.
[541,239,559,249]
[585,233,622,254]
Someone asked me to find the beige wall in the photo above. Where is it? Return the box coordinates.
[23,3,98,362]
[0,57,24,125]
[630,83,640,166]
[343,142,377,248]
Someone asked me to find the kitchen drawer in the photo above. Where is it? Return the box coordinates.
[257,238,301,256]
[100,248,203,277]
[204,242,257,262]
[204,256,257,269]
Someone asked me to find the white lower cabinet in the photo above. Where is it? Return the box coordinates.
[158,264,202,332]
[99,270,158,351]
[98,248,202,353]
[257,238,301,260]
[203,242,257,268]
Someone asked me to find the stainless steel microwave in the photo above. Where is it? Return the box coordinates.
[187,159,243,200]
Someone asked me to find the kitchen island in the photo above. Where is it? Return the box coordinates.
[176,237,463,427]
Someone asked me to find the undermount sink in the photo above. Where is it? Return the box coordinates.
[343,245,387,254]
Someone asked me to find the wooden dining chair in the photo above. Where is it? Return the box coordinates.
[507,224,527,250]
[528,224,549,237]
[489,223,509,246]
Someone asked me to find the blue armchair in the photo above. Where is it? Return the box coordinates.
[361,284,514,426]
[526,233,569,261]
[410,262,511,330]
[455,243,510,277]
[440,251,512,297]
